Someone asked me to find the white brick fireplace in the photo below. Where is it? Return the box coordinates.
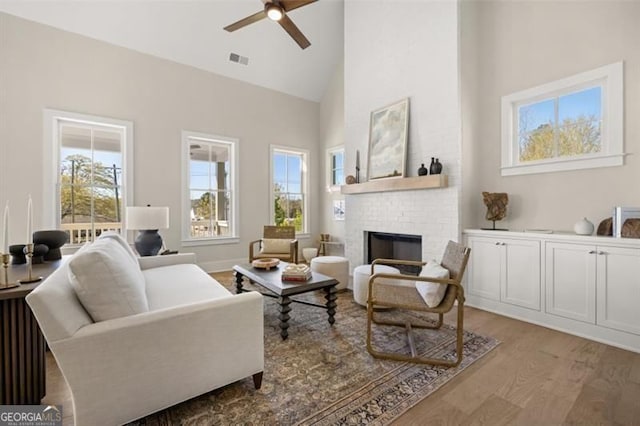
[345,179,460,270]
[344,1,461,273]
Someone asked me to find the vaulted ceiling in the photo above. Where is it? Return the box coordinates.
[0,0,344,102]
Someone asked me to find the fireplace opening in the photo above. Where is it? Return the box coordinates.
[366,231,422,275]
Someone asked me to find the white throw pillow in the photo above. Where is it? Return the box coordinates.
[261,238,291,254]
[68,237,149,322]
[97,231,139,263]
[415,260,450,308]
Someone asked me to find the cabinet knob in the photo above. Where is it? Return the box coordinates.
[588,250,596,254]
[598,251,606,255]
[495,242,501,246]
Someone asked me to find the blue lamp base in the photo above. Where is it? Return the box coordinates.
[134,230,163,256]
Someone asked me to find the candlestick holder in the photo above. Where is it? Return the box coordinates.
[356,167,360,184]
[18,243,42,284]
[1,253,19,290]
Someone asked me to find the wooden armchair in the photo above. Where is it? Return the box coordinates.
[249,226,299,264]
[366,241,471,367]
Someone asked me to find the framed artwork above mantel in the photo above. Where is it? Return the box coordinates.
[367,98,409,180]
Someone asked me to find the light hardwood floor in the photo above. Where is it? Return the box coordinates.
[43,276,640,425]
[394,306,640,426]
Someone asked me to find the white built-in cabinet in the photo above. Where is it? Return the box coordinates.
[464,229,640,354]
[595,245,640,335]
[545,242,596,324]
[467,236,540,310]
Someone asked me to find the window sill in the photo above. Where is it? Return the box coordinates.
[181,237,240,247]
[501,153,625,177]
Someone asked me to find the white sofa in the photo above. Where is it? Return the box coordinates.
[26,234,264,426]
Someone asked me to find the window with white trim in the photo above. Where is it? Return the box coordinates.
[501,62,623,176]
[182,131,238,244]
[270,146,309,233]
[327,146,345,190]
[44,109,133,244]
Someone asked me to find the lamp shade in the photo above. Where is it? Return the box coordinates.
[126,207,170,230]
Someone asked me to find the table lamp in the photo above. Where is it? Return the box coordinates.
[126,206,170,256]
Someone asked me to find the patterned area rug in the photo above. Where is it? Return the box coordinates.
[131,278,499,425]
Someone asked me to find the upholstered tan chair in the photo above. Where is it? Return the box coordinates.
[366,240,471,367]
[249,225,299,264]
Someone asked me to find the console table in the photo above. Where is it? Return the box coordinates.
[1,259,63,405]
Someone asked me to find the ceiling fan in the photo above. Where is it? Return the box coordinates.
[224,0,318,50]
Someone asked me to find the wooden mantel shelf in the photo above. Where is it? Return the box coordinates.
[340,174,448,195]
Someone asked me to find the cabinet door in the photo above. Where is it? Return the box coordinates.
[545,242,596,323]
[466,237,501,301]
[597,246,640,335]
[501,239,541,310]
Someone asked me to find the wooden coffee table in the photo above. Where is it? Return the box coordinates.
[233,262,338,340]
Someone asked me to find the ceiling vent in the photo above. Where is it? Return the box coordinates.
[229,53,249,65]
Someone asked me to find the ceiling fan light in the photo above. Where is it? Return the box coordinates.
[265,3,284,21]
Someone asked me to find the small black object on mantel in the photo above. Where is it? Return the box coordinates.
[435,159,443,174]
[429,158,443,175]
[418,163,428,176]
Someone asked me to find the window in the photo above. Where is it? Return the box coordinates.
[327,146,345,190]
[182,131,238,244]
[501,62,623,176]
[270,146,309,233]
[43,110,133,244]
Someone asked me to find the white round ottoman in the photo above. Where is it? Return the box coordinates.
[310,256,349,290]
[353,264,401,307]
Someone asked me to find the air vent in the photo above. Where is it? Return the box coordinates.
[229,53,249,65]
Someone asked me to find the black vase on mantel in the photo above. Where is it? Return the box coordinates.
[429,157,436,174]
[418,163,428,176]
[433,158,443,174]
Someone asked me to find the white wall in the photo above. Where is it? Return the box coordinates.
[460,1,640,232]
[344,0,461,267]
[0,13,321,270]
[319,60,345,254]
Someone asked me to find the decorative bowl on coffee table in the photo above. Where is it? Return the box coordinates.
[251,258,280,270]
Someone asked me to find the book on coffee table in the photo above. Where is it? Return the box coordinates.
[282,264,312,282]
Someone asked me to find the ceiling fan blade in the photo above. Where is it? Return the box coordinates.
[280,0,318,12]
[278,15,311,49]
[224,10,267,32]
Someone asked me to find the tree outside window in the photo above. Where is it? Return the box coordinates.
[501,62,623,176]
[187,138,234,239]
[272,148,307,233]
[58,123,125,243]
[518,87,602,163]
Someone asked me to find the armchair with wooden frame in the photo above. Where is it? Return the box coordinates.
[366,240,471,367]
[249,225,299,264]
